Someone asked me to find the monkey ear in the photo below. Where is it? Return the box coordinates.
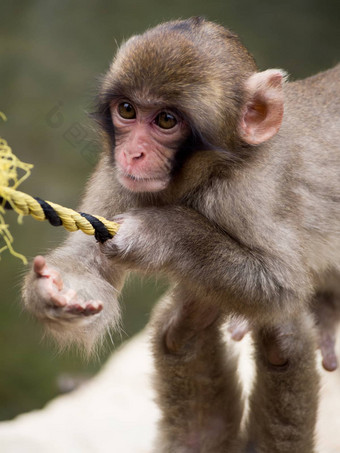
[239,69,287,145]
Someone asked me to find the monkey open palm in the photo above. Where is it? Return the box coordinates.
[23,18,340,453]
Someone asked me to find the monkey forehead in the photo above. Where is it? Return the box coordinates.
[107,35,219,100]
[108,18,255,91]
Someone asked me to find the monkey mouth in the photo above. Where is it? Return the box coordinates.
[125,173,156,182]
[117,171,170,193]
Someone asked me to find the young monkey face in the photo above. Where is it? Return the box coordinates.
[111,99,190,193]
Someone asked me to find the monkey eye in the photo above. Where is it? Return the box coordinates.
[117,102,136,120]
[155,112,177,129]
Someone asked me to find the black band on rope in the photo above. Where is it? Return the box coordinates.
[34,197,63,226]
[80,212,113,243]
[0,197,13,210]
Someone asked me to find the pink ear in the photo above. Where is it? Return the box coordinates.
[239,69,286,145]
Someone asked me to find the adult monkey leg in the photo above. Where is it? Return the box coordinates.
[246,313,319,453]
[151,287,244,453]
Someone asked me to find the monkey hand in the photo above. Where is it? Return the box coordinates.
[24,256,103,323]
[100,212,167,270]
[23,250,122,349]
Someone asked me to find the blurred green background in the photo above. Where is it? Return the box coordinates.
[0,0,339,421]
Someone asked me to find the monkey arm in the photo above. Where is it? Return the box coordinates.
[101,205,309,322]
[22,158,127,350]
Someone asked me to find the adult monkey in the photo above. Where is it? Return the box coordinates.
[23,17,339,452]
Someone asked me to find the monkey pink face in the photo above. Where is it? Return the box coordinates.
[111,100,189,192]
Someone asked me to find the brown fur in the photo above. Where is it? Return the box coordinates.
[23,18,340,452]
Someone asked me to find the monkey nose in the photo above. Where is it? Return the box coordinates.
[132,151,144,160]
[124,150,145,162]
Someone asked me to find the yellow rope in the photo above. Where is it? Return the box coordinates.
[0,186,120,237]
[0,112,119,263]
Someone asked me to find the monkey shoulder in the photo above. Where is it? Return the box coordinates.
[187,170,299,253]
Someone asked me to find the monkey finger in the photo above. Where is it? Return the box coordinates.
[50,271,63,291]
[33,255,47,275]
[34,256,63,290]
[64,300,103,316]
[49,288,79,309]
[83,301,103,316]
[35,276,65,306]
[57,288,103,315]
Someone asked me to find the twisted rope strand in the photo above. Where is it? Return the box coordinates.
[0,186,120,242]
